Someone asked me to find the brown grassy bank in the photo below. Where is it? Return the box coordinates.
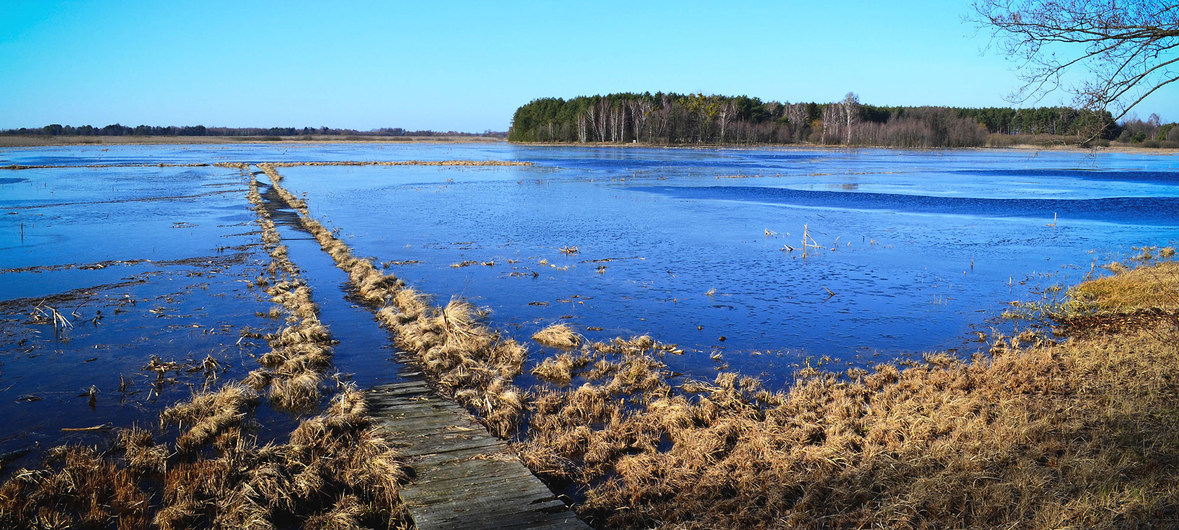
[0,164,408,528]
[516,260,1179,528]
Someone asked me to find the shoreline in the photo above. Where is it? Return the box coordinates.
[509,140,1179,155]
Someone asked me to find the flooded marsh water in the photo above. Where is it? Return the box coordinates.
[1,143,1176,472]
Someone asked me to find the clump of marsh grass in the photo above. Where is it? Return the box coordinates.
[532,351,593,385]
[1069,260,1179,313]
[161,382,258,453]
[532,323,583,349]
[0,445,152,528]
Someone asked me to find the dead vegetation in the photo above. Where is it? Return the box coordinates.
[515,262,1179,528]
[245,171,334,411]
[260,162,1179,526]
[0,386,407,529]
[17,159,1167,527]
[532,323,583,349]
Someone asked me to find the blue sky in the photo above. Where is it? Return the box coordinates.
[2,1,1176,132]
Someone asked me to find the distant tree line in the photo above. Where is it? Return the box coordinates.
[508,92,1132,147]
[0,124,506,138]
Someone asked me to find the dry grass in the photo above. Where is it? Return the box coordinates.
[514,263,1179,528]
[1070,260,1179,312]
[161,382,257,453]
[532,351,593,386]
[533,323,583,349]
[0,445,152,528]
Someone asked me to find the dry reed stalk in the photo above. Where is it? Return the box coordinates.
[532,351,592,385]
[162,382,258,453]
[0,445,152,529]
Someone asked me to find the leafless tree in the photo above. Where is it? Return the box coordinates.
[972,0,1179,123]
[841,92,860,144]
[628,99,653,142]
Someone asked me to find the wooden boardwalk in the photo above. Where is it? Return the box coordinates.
[367,374,591,529]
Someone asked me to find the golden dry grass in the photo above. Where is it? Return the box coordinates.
[533,323,583,349]
[1070,260,1179,312]
[0,445,152,528]
[515,262,1179,528]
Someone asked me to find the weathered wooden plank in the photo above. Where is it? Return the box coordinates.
[399,440,505,458]
[402,472,550,504]
[410,445,519,467]
[366,373,589,529]
[410,497,568,528]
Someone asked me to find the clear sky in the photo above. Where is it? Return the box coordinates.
[2,0,1176,132]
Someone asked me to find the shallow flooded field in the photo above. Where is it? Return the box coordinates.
[2,143,1176,472]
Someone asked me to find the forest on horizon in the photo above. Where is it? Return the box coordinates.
[508,92,1179,148]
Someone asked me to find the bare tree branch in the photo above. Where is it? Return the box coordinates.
[972,0,1179,130]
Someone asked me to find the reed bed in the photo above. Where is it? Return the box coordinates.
[0,167,408,528]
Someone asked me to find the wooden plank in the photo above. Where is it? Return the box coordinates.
[410,498,566,526]
[402,472,549,503]
[366,374,589,529]
[411,498,574,529]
